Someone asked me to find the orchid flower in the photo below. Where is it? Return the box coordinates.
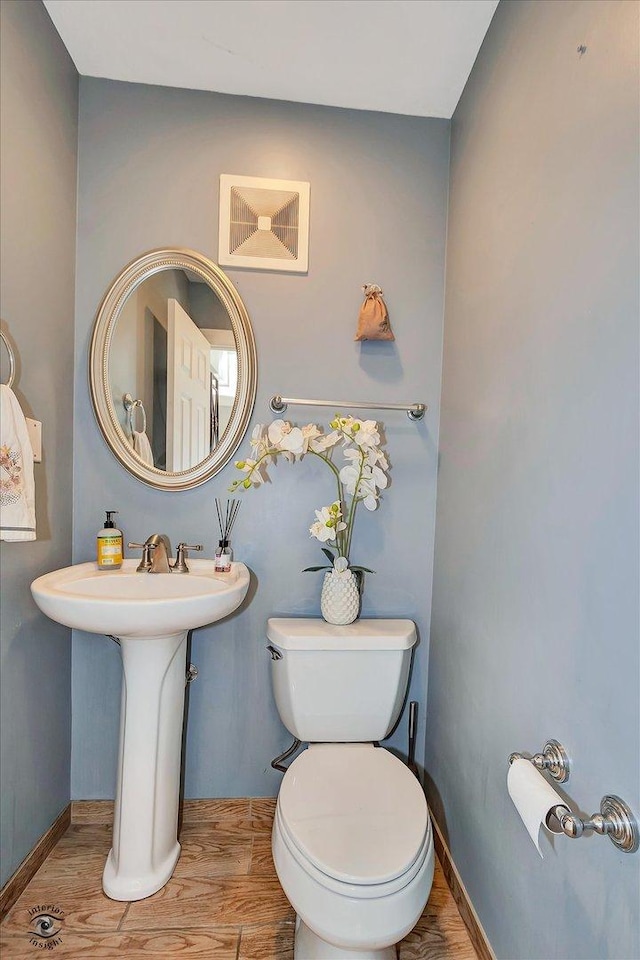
[309,502,347,544]
[231,414,389,567]
[268,420,305,457]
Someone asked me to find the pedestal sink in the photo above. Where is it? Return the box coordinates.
[31,558,250,901]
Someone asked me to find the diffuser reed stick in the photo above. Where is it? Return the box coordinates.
[215,498,240,571]
[215,497,241,542]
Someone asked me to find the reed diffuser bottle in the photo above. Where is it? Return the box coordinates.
[215,498,241,573]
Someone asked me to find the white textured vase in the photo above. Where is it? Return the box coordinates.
[321,568,361,625]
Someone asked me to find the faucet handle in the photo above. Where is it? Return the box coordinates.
[127,542,155,572]
[172,543,203,574]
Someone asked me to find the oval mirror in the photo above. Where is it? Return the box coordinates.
[90,249,257,490]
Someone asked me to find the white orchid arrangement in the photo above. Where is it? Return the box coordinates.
[230,415,389,572]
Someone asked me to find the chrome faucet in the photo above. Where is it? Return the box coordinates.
[128,535,203,573]
[128,534,173,574]
[173,542,203,573]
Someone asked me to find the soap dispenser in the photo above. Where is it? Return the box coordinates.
[97,511,123,569]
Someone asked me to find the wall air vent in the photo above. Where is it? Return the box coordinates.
[219,175,310,273]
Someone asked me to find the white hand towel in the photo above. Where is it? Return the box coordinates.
[0,384,36,541]
[132,429,154,467]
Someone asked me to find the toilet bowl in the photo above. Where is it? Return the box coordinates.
[267,618,433,959]
[272,744,434,959]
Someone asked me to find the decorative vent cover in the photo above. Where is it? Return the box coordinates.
[219,175,310,273]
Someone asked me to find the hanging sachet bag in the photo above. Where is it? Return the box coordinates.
[354,283,394,341]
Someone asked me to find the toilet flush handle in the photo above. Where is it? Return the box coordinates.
[266,644,283,661]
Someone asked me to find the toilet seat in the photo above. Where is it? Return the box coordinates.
[277,744,430,897]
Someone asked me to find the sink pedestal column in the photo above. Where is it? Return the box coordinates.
[103,630,188,901]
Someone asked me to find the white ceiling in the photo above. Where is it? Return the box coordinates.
[43,0,499,119]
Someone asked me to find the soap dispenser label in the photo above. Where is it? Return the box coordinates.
[97,536,122,566]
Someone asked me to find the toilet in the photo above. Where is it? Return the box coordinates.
[267,617,434,960]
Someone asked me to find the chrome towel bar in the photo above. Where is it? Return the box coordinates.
[269,395,426,421]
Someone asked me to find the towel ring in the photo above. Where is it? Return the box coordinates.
[0,330,16,389]
[123,393,147,434]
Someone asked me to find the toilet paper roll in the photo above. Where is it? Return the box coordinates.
[507,758,564,857]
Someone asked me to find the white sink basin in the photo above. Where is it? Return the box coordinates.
[30,556,251,903]
[31,558,250,639]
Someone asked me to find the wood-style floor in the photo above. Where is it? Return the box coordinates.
[1,799,478,959]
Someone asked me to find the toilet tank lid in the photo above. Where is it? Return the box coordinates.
[267,618,416,650]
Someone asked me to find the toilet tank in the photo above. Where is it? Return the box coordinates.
[267,618,417,742]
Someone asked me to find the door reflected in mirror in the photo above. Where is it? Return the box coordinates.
[110,269,238,472]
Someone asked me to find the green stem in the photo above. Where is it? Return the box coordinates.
[245,446,280,480]
[309,449,341,481]
[309,450,347,556]
[344,450,366,562]
[238,444,357,559]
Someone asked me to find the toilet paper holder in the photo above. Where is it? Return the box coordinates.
[509,739,639,853]
[509,738,571,783]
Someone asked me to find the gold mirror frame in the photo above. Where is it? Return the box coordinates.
[89,248,257,490]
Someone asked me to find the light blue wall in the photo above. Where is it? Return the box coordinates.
[0,0,77,886]
[72,78,450,798]
[427,2,639,958]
